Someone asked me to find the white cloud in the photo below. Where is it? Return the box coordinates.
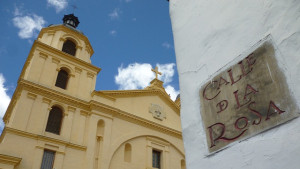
[109,30,117,36]
[157,63,175,84]
[162,42,172,49]
[165,85,180,101]
[125,0,132,3]
[13,5,22,16]
[132,18,137,21]
[13,7,45,39]
[13,15,45,39]
[0,74,11,131]
[109,8,121,20]
[47,0,68,13]
[115,63,154,90]
[115,63,179,100]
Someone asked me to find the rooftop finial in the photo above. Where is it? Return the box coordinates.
[63,14,80,28]
[71,5,78,13]
[151,66,162,79]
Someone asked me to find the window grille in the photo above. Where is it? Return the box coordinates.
[40,150,55,169]
[55,69,68,89]
[45,106,63,135]
[152,150,161,169]
[62,40,76,56]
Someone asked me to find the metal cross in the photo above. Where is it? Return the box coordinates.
[71,5,78,13]
[151,66,162,79]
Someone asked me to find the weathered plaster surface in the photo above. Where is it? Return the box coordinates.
[170,0,300,168]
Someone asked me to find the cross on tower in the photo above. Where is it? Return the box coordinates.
[71,5,78,13]
[151,66,162,79]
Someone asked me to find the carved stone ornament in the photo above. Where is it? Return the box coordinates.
[149,104,166,120]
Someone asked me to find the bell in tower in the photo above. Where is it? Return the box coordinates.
[62,13,80,28]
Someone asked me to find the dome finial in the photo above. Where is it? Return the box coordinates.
[63,14,80,28]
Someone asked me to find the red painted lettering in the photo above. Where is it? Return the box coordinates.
[208,123,225,148]
[266,101,285,121]
[244,84,258,99]
[233,90,251,109]
[247,102,262,125]
[234,117,248,130]
[203,81,220,100]
[216,100,228,113]
[208,122,248,148]
[217,76,230,89]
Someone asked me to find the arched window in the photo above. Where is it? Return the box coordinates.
[55,69,69,89]
[124,143,132,162]
[96,120,105,137]
[62,40,76,56]
[45,106,63,135]
[94,120,105,169]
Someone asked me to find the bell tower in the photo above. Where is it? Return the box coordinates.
[20,14,100,100]
[0,14,100,169]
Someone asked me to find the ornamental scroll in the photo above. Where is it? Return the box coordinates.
[199,41,299,153]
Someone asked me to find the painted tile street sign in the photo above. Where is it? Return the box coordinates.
[199,42,299,153]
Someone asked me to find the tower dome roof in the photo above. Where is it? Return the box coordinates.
[62,14,80,28]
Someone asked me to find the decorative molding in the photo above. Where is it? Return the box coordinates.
[80,110,91,117]
[5,79,182,139]
[42,98,52,105]
[27,92,37,100]
[92,91,116,101]
[87,72,95,79]
[147,137,171,147]
[38,25,94,55]
[90,100,182,138]
[68,106,76,112]
[76,45,83,50]
[85,44,92,54]
[0,154,22,166]
[36,143,65,155]
[35,41,100,73]
[4,127,86,151]
[52,57,60,64]
[39,52,48,60]
[75,67,82,74]
[47,30,55,36]
[101,90,180,115]
[59,37,66,42]
[149,104,166,121]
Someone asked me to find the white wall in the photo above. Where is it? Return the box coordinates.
[170,0,300,168]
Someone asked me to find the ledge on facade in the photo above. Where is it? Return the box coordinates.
[0,154,22,167]
[38,24,94,56]
[2,127,87,151]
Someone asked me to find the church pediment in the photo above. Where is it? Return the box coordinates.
[96,89,180,115]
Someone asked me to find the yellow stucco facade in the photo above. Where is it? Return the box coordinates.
[0,17,185,169]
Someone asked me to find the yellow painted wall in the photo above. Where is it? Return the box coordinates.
[0,23,185,169]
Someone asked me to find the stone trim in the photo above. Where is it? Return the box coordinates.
[3,127,86,151]
[0,154,22,167]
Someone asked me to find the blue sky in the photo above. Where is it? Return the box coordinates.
[0,0,179,130]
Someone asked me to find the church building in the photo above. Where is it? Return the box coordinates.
[0,14,185,169]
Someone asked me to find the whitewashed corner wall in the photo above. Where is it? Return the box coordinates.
[170,0,300,169]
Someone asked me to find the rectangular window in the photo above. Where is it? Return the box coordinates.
[40,150,55,169]
[152,150,161,169]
